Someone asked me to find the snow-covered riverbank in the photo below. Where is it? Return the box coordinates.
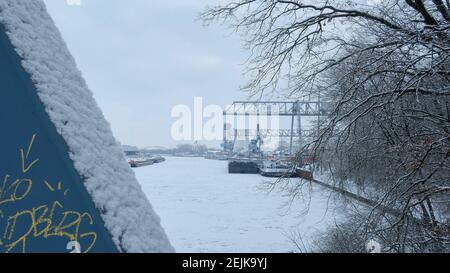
[134,157,342,253]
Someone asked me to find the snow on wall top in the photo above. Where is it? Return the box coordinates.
[0,0,174,253]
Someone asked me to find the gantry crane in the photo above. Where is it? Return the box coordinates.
[222,101,330,155]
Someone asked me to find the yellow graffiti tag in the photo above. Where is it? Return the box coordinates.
[44,180,69,196]
[20,134,39,174]
[0,176,33,206]
[0,134,98,253]
[3,201,97,253]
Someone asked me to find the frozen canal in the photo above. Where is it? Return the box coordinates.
[134,157,341,253]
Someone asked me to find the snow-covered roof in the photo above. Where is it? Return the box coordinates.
[0,0,174,253]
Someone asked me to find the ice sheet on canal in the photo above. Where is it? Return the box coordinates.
[134,157,343,253]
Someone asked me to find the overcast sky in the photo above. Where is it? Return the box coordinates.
[43,0,248,148]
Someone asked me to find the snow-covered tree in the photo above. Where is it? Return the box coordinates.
[203,0,450,252]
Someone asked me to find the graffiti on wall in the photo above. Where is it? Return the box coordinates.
[0,134,97,253]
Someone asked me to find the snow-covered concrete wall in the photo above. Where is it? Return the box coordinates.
[0,0,174,253]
